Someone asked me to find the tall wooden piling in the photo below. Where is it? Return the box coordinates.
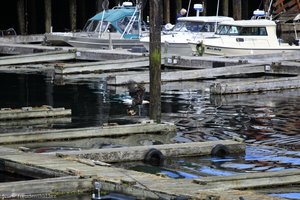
[222,0,229,16]
[69,0,77,32]
[149,0,162,123]
[44,0,52,33]
[17,0,26,35]
[232,0,242,19]
[164,0,170,23]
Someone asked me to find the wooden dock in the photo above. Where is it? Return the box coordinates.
[0,105,71,120]
[0,122,176,144]
[0,143,296,200]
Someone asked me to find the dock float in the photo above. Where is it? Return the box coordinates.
[0,143,293,200]
[56,140,245,162]
[0,50,76,66]
[0,122,176,144]
[108,63,267,85]
[210,76,300,94]
[0,106,71,120]
[54,57,149,74]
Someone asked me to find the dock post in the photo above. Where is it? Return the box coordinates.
[44,0,52,33]
[164,0,170,23]
[17,0,26,35]
[222,0,229,16]
[149,0,162,123]
[232,0,242,20]
[69,0,77,32]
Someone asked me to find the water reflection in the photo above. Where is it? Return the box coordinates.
[0,73,300,198]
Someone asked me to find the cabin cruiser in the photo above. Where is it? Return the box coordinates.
[189,16,300,56]
[139,4,234,56]
[44,1,148,50]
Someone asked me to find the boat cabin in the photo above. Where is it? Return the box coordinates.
[81,2,142,39]
[214,20,279,46]
[169,16,234,33]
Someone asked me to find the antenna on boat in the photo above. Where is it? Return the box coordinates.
[98,0,109,38]
[187,0,191,17]
[215,0,220,32]
[266,0,273,20]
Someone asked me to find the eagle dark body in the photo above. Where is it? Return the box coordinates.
[127,80,146,106]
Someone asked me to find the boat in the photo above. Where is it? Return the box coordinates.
[139,4,234,56]
[44,1,148,50]
[189,11,300,56]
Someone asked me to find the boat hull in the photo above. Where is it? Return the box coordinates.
[202,45,300,56]
[142,41,194,56]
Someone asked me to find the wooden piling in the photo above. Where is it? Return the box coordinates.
[222,0,229,16]
[44,0,52,33]
[69,0,77,32]
[164,0,170,23]
[232,0,242,20]
[149,0,162,123]
[17,0,26,35]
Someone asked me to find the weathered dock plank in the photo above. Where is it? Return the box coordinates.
[0,106,71,120]
[54,57,149,74]
[57,140,245,162]
[0,50,76,66]
[0,35,45,44]
[194,169,300,190]
[210,76,300,94]
[108,63,267,85]
[0,123,176,144]
[0,176,92,197]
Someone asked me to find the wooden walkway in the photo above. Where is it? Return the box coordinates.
[0,143,296,199]
[0,122,176,144]
[0,105,71,120]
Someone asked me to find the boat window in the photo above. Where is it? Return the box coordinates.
[239,27,267,36]
[216,25,230,35]
[228,26,240,35]
[95,21,108,33]
[118,16,139,34]
[173,21,206,32]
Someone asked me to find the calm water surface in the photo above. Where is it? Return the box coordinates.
[0,73,299,199]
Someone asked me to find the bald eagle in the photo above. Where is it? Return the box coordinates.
[125,80,148,115]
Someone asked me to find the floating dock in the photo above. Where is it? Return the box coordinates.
[0,106,71,120]
[0,141,297,199]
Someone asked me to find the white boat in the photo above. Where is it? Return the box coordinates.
[44,1,148,50]
[189,18,300,56]
[139,4,234,56]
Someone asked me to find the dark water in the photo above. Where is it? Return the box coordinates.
[0,73,299,199]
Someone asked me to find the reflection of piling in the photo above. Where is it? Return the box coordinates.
[149,0,162,123]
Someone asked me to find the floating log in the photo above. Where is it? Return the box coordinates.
[210,76,300,94]
[0,122,176,144]
[0,106,71,120]
[57,140,245,162]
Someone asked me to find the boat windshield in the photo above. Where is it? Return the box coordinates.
[83,20,109,33]
[172,21,215,32]
[216,25,268,36]
[117,16,140,34]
